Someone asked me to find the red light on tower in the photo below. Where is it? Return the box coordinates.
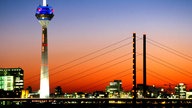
[38,8,42,12]
[51,9,54,13]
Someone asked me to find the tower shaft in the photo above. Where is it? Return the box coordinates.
[40,27,49,98]
[132,33,136,105]
[35,2,54,98]
[143,34,146,98]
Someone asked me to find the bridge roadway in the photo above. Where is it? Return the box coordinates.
[0,98,192,107]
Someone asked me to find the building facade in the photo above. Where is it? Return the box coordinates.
[0,68,24,98]
[175,83,186,99]
[106,80,123,98]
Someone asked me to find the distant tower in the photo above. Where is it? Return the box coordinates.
[35,0,54,98]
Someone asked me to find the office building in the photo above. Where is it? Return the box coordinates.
[106,80,123,98]
[175,83,186,99]
[0,68,24,98]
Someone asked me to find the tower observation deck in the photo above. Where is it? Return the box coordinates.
[35,0,54,98]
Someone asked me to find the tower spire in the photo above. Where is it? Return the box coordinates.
[43,0,46,6]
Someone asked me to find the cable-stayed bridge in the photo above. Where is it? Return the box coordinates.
[1,33,192,107]
[25,33,192,94]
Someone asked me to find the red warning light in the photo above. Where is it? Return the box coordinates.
[42,43,48,46]
[51,9,54,13]
[38,8,42,12]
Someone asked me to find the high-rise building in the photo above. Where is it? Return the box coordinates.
[54,86,63,97]
[35,0,54,98]
[106,80,123,98]
[0,68,24,98]
[175,83,186,99]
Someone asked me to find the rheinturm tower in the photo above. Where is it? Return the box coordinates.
[35,0,54,98]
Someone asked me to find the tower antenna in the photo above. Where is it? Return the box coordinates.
[43,0,46,6]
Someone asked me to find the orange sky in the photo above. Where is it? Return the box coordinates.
[20,35,192,93]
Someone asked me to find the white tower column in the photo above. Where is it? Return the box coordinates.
[35,0,54,98]
[40,27,49,98]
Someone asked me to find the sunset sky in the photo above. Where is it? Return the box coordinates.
[0,0,192,93]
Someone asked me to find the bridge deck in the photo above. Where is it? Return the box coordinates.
[0,98,192,107]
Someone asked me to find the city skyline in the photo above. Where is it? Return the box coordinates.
[0,0,192,93]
